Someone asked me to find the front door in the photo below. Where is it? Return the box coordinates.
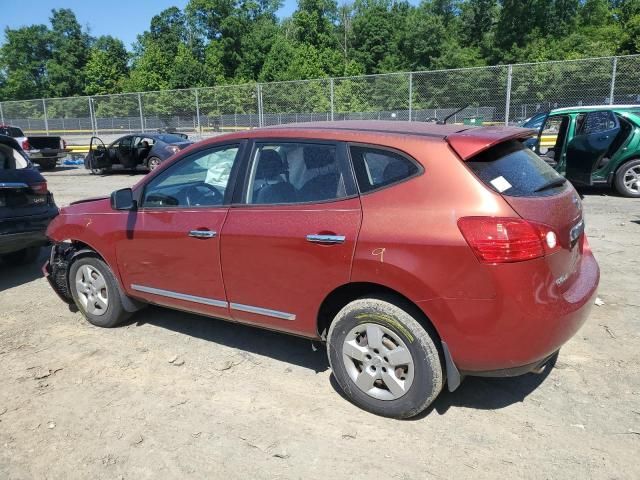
[116,143,244,318]
[220,141,362,336]
[88,137,110,169]
[566,110,620,186]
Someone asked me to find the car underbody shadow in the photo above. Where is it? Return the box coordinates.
[0,246,50,292]
[127,306,329,373]
[329,354,556,420]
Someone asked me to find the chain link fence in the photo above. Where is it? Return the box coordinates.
[0,54,638,145]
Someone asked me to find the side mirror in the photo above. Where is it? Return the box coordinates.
[111,188,136,211]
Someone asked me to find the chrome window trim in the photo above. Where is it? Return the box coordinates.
[230,302,296,321]
[131,284,228,308]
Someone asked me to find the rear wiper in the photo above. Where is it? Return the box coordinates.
[534,178,567,192]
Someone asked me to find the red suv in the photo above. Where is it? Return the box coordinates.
[44,121,599,418]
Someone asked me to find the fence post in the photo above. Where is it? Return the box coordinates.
[194,88,201,137]
[330,78,335,121]
[0,102,4,124]
[609,56,618,105]
[88,97,95,136]
[504,64,513,126]
[408,72,413,122]
[257,84,264,127]
[137,93,145,132]
[42,99,49,135]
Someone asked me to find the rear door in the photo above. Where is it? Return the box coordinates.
[220,140,361,336]
[116,135,136,167]
[565,110,620,186]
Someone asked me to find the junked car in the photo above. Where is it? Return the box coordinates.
[43,121,599,418]
[85,133,192,174]
[531,105,640,197]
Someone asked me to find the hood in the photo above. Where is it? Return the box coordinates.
[62,196,111,215]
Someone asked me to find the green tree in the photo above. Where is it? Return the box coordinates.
[83,36,129,95]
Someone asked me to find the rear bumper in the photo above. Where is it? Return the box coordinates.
[0,208,58,254]
[420,244,599,374]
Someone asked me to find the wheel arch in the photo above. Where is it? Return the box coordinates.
[316,281,443,344]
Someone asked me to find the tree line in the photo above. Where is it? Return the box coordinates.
[1,0,639,102]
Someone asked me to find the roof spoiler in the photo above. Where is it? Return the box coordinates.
[446,126,538,161]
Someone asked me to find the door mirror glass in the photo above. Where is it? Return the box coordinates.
[111,188,136,210]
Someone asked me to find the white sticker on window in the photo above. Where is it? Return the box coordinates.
[490,176,512,193]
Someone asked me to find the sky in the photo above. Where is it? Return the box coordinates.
[0,0,301,49]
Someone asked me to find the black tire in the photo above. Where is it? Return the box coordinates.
[614,159,640,198]
[327,297,443,419]
[147,156,162,171]
[69,255,130,328]
[1,246,40,266]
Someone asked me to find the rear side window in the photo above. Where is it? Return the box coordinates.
[0,143,29,169]
[350,146,420,193]
[467,140,566,197]
[0,127,24,137]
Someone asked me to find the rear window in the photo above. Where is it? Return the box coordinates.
[0,126,24,137]
[467,140,566,197]
[0,143,29,169]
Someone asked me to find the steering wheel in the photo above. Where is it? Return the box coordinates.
[184,182,223,207]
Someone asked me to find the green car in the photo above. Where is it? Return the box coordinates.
[533,105,640,198]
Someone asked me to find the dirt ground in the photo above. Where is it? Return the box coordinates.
[1,166,639,480]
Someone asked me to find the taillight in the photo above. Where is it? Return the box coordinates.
[29,181,48,195]
[166,145,180,154]
[22,139,31,151]
[458,217,560,264]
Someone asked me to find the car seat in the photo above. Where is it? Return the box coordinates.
[253,150,296,204]
[298,146,340,202]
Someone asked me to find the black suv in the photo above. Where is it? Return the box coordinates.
[0,135,58,265]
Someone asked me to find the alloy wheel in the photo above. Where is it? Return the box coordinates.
[342,323,415,400]
[623,165,640,194]
[74,264,109,316]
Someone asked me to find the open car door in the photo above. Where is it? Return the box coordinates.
[565,110,620,186]
[88,136,109,171]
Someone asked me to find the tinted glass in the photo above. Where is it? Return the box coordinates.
[578,111,617,134]
[157,134,188,143]
[0,143,29,169]
[350,146,419,193]
[0,127,24,137]
[246,143,351,204]
[142,145,239,208]
[468,140,566,197]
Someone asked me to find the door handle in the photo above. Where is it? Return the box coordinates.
[306,234,346,244]
[188,230,217,239]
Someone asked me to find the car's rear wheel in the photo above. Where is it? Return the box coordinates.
[1,246,40,266]
[614,159,640,198]
[327,297,443,419]
[69,256,130,328]
[147,156,162,171]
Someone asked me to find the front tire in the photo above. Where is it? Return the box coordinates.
[614,159,640,198]
[69,256,130,328]
[327,297,443,419]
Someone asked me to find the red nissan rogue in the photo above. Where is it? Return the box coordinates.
[44,121,599,418]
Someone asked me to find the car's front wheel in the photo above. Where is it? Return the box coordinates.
[69,256,130,328]
[614,159,640,198]
[327,297,443,419]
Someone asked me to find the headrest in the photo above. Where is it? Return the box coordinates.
[256,149,286,180]
[303,146,335,170]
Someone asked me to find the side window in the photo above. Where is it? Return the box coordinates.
[350,146,419,193]
[116,136,133,149]
[246,142,353,205]
[0,143,29,169]
[142,145,239,208]
[541,115,564,135]
[578,111,617,134]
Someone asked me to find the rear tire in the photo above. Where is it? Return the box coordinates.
[327,297,443,419]
[1,246,40,266]
[147,156,162,171]
[69,256,130,328]
[614,159,640,198]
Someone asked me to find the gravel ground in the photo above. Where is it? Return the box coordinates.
[1,166,638,479]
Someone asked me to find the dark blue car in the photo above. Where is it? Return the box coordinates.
[85,133,193,174]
